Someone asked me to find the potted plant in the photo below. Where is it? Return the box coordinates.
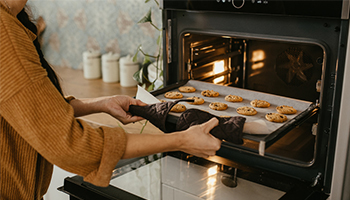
[133,0,163,92]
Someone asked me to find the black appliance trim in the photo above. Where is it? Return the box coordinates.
[58,176,145,200]
[162,0,345,19]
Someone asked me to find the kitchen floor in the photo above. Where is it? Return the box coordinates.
[54,66,163,135]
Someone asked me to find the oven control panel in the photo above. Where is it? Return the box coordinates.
[162,0,344,19]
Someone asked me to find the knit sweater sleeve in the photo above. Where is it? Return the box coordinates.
[0,7,126,187]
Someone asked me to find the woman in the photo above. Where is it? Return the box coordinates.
[0,0,221,199]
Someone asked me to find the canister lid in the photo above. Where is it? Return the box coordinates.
[83,50,101,57]
[102,52,120,60]
[120,54,137,65]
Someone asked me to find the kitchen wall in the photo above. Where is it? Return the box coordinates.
[28,0,161,69]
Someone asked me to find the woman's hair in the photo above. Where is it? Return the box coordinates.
[16,7,64,96]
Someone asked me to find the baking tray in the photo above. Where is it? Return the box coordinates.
[151,80,318,155]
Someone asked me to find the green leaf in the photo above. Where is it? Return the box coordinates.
[133,46,141,62]
[133,69,142,83]
[157,34,162,46]
[143,55,151,65]
[145,0,151,3]
[138,8,152,24]
[147,83,155,91]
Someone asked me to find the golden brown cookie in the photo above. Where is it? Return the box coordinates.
[250,99,271,108]
[236,106,257,116]
[209,102,228,111]
[186,96,205,105]
[265,113,288,123]
[276,105,297,115]
[178,86,196,93]
[201,90,219,97]
[164,91,183,99]
[170,104,186,113]
[159,99,167,103]
[225,94,243,102]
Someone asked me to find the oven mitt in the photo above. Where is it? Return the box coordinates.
[176,109,246,144]
[129,99,194,133]
[129,100,246,144]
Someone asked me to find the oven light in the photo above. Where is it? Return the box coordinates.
[213,60,225,74]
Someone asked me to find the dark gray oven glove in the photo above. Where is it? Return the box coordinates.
[176,109,246,144]
[129,99,194,133]
[129,101,246,144]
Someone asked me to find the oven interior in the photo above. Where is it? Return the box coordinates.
[184,33,323,102]
[182,32,323,165]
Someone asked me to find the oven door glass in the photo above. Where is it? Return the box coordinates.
[182,32,324,165]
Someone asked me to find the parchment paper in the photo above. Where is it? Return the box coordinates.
[155,80,313,135]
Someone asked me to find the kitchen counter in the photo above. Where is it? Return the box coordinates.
[54,66,163,135]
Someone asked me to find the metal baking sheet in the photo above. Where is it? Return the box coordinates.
[155,80,313,135]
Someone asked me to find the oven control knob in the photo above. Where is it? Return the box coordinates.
[232,0,245,9]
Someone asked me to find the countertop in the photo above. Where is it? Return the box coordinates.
[54,66,163,135]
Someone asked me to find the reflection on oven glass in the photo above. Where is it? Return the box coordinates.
[251,50,265,70]
[204,165,218,200]
[214,76,225,84]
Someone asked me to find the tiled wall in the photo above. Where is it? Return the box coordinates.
[28,0,161,69]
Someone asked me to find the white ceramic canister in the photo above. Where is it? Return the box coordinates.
[102,52,120,83]
[119,55,139,87]
[83,50,101,79]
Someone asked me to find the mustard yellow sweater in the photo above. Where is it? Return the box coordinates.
[0,4,127,199]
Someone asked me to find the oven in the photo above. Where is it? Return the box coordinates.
[60,1,350,199]
[157,0,349,197]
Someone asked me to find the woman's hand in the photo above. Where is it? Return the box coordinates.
[122,117,222,159]
[103,95,147,124]
[176,117,222,158]
[69,95,146,124]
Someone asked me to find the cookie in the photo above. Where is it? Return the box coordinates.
[265,113,288,123]
[201,90,219,97]
[170,104,186,113]
[179,86,196,93]
[186,96,205,105]
[209,102,228,111]
[276,105,297,115]
[225,95,243,102]
[250,99,271,108]
[164,91,183,99]
[236,106,257,116]
[159,99,167,103]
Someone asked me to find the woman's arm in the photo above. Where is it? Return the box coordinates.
[69,95,146,124]
[122,118,222,159]
[70,95,222,158]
